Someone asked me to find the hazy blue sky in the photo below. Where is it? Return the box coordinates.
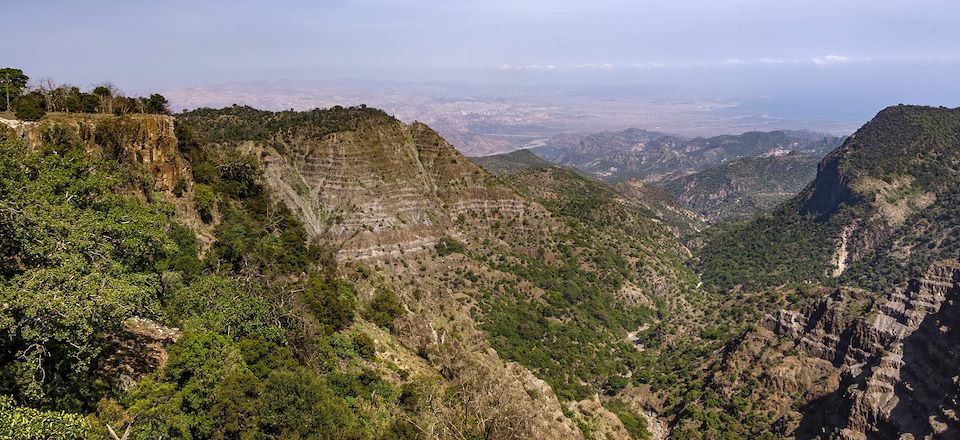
[4,0,959,121]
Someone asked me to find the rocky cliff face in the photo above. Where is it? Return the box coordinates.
[794,260,960,439]
[258,113,543,260]
[0,114,187,193]
[717,260,960,438]
[799,147,861,219]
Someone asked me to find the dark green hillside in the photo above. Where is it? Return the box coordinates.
[468,148,554,176]
[836,105,960,186]
[696,201,841,292]
[838,106,960,290]
[697,105,960,294]
[178,104,394,149]
[664,153,822,222]
[481,166,703,400]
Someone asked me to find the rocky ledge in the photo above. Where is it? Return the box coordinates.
[764,260,960,438]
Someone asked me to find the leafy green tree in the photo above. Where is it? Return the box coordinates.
[145,93,170,114]
[194,183,215,222]
[364,290,405,331]
[62,87,98,113]
[301,275,357,332]
[160,222,204,280]
[166,274,284,341]
[435,236,465,256]
[353,333,376,360]
[14,91,46,121]
[259,369,364,439]
[0,67,28,111]
[0,395,90,440]
[118,332,243,438]
[92,83,115,114]
[0,140,173,408]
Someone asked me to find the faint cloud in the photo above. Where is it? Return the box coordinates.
[497,53,956,72]
[757,57,798,65]
[574,63,616,70]
[630,61,668,69]
[498,63,557,71]
[811,54,854,66]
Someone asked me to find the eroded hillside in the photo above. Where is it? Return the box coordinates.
[3,104,958,440]
[681,105,960,438]
[175,105,709,437]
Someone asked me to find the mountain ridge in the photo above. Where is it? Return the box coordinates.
[533,128,844,183]
[3,102,959,440]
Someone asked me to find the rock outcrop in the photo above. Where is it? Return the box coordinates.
[0,114,187,192]
[743,261,960,438]
[799,146,861,219]
[102,317,182,392]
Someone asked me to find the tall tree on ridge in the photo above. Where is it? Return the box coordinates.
[0,68,29,111]
[93,82,120,114]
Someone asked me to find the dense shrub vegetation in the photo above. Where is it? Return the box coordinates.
[178,104,393,154]
[0,140,173,410]
[0,396,90,439]
[695,201,840,293]
[475,168,693,401]
[0,114,410,438]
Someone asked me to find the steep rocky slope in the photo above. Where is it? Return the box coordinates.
[706,260,960,439]
[679,105,960,438]
[180,107,547,261]
[698,105,960,293]
[663,152,821,223]
[534,128,843,183]
[177,105,703,438]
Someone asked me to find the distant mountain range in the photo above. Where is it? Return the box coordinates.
[473,129,845,223]
[161,79,859,156]
[532,128,844,183]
